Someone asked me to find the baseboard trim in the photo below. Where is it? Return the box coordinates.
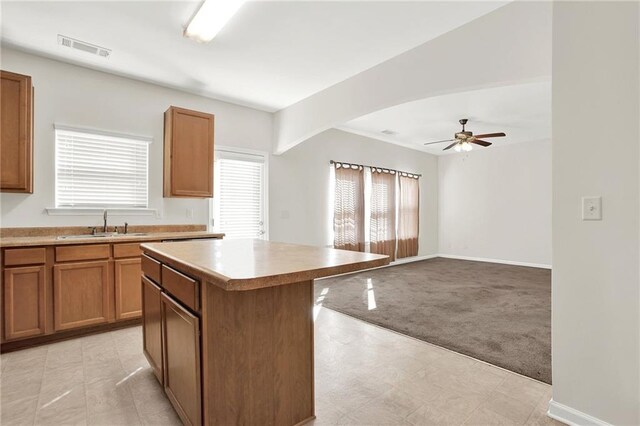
[391,254,439,265]
[547,399,612,426]
[437,254,552,269]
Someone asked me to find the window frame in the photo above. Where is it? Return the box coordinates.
[47,124,154,216]
[209,146,269,240]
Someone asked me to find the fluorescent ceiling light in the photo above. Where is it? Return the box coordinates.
[184,0,245,43]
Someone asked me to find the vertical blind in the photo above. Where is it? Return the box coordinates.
[215,153,265,239]
[55,127,150,208]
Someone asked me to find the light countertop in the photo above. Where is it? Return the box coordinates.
[141,239,389,291]
[1,231,223,247]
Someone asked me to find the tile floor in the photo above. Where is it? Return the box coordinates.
[1,307,561,425]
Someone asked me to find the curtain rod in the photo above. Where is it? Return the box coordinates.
[329,160,421,178]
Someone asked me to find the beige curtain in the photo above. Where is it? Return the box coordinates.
[370,169,396,261]
[333,164,365,252]
[397,174,419,258]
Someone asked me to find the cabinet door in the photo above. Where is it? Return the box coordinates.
[3,266,45,340]
[161,292,201,426]
[164,106,214,198]
[114,258,142,320]
[53,261,109,331]
[0,70,33,193]
[142,276,163,384]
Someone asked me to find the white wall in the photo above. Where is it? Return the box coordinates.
[0,47,272,228]
[551,2,639,425]
[269,128,439,256]
[438,140,551,267]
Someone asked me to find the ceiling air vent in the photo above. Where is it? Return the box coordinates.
[57,35,111,59]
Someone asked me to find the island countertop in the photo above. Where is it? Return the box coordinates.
[141,239,390,291]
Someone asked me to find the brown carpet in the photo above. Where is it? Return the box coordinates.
[315,257,551,384]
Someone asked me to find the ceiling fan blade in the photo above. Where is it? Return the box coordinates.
[473,132,506,139]
[471,139,492,147]
[443,141,459,151]
[423,139,455,146]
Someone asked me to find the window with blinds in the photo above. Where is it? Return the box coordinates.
[55,126,150,208]
[213,150,266,239]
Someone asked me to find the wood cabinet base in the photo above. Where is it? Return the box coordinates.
[201,280,315,426]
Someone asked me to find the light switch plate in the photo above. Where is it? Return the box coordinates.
[582,196,602,220]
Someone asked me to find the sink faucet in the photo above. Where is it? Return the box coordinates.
[103,210,108,233]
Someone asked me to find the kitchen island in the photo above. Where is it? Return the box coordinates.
[140,239,389,426]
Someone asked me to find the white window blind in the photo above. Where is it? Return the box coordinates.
[55,126,150,208]
[214,151,266,239]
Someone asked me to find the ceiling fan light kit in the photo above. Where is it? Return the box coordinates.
[423,118,507,152]
[454,141,473,152]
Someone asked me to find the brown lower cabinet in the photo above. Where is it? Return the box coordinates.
[142,260,203,426]
[1,237,221,351]
[115,258,142,320]
[53,260,110,331]
[161,292,201,426]
[3,265,46,340]
[142,266,202,426]
[142,276,163,383]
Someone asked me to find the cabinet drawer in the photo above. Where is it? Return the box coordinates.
[56,244,110,262]
[4,247,46,266]
[161,265,199,312]
[113,242,142,259]
[142,254,161,283]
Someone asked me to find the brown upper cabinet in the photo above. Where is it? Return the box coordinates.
[163,106,214,198]
[0,70,33,193]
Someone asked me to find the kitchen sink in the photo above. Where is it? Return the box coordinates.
[56,232,147,240]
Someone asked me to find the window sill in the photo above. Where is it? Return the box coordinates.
[46,208,157,216]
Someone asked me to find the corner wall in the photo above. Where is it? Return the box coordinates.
[269,129,439,256]
[551,2,640,424]
[438,141,551,267]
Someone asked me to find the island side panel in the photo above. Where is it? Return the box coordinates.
[202,279,314,426]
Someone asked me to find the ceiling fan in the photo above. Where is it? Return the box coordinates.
[423,119,506,152]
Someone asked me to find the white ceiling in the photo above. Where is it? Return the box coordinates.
[0,1,508,112]
[339,81,551,155]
